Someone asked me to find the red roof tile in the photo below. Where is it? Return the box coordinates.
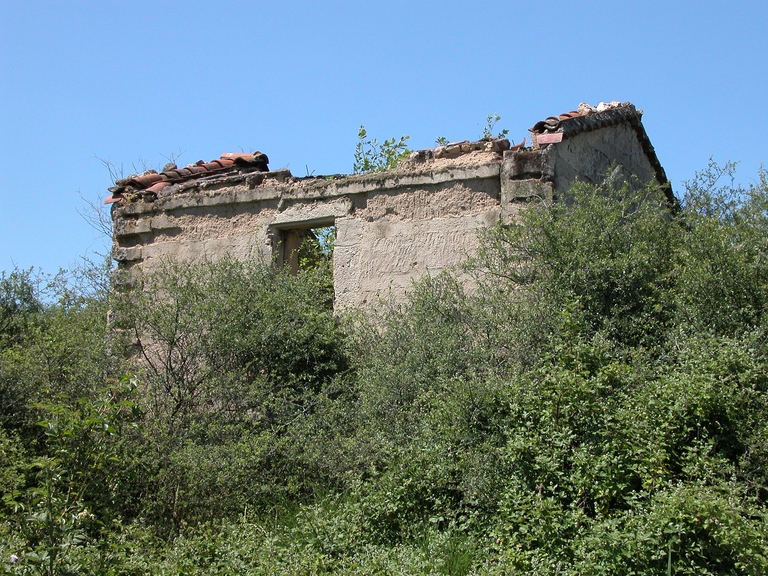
[105,151,268,204]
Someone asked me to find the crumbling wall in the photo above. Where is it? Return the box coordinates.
[112,175,287,270]
[109,103,672,311]
[112,152,508,310]
[544,123,657,193]
[334,161,502,308]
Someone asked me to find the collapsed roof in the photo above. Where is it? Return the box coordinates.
[105,101,672,206]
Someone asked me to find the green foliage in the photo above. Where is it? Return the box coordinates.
[297,226,336,293]
[436,113,508,148]
[0,263,117,447]
[112,257,347,532]
[2,379,137,576]
[676,161,768,336]
[0,269,43,351]
[331,166,768,573]
[4,161,768,573]
[481,113,509,140]
[122,257,342,424]
[470,180,679,354]
[353,126,411,174]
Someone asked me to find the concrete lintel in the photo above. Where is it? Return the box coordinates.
[118,202,159,217]
[320,163,501,196]
[271,198,352,228]
[157,184,275,211]
[149,214,177,230]
[116,163,501,218]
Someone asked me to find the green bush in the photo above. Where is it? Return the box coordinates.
[114,257,348,531]
[353,126,411,174]
[4,162,768,574]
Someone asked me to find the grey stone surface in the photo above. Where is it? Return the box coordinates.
[545,123,656,195]
[110,116,668,311]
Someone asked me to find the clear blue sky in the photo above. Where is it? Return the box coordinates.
[2,1,767,275]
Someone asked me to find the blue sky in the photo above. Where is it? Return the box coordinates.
[1,1,767,275]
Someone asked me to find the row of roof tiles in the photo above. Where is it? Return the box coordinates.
[104,152,268,204]
[530,101,637,135]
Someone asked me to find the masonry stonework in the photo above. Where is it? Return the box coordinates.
[108,102,671,310]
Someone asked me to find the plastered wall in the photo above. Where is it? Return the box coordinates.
[111,118,668,311]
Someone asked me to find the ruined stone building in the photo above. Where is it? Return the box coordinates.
[107,102,671,310]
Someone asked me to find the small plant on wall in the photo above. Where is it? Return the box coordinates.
[353,126,410,174]
[481,113,508,139]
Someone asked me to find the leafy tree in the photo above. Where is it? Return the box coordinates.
[4,380,138,576]
[469,179,679,357]
[0,269,43,350]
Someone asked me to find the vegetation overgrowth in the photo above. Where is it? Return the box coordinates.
[2,161,768,574]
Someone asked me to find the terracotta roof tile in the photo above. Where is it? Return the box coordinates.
[105,151,268,204]
[221,152,255,160]
[132,173,165,187]
[146,181,171,194]
[530,101,633,135]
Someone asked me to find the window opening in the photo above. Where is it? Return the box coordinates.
[275,223,335,276]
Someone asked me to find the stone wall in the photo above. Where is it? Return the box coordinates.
[544,123,658,193]
[109,103,671,311]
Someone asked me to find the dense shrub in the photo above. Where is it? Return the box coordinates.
[113,257,347,532]
[3,164,768,574]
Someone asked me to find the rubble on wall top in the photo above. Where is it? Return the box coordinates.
[406,136,520,164]
[408,102,640,163]
[104,152,269,205]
